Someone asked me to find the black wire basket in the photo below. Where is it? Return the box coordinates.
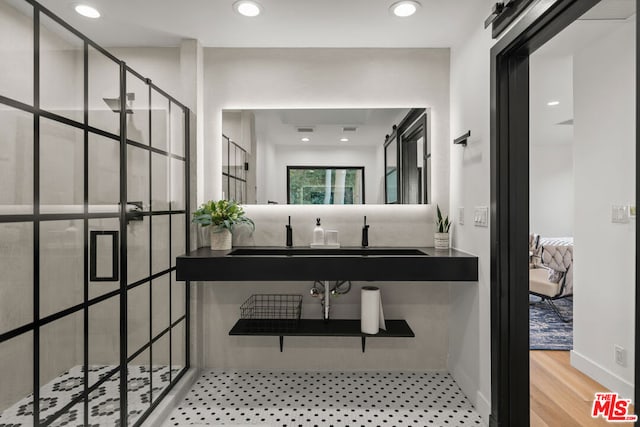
[240,294,302,332]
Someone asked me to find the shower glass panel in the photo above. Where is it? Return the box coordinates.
[0,107,33,214]
[151,332,171,403]
[152,215,170,275]
[0,333,33,423]
[39,311,83,424]
[151,89,169,152]
[88,297,120,384]
[126,72,149,146]
[0,0,33,105]
[89,132,120,213]
[170,102,185,157]
[39,13,83,124]
[127,282,150,358]
[40,220,84,318]
[40,119,84,213]
[0,2,190,426]
[88,46,120,136]
[0,222,33,335]
[152,152,170,211]
[127,350,151,426]
[152,276,170,337]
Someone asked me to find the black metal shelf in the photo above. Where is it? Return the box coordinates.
[229,319,415,352]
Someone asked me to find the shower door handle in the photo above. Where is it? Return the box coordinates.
[90,230,119,281]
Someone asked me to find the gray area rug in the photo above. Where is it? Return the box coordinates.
[529,295,573,350]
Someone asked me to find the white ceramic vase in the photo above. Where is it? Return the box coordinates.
[434,232,449,250]
[210,227,232,250]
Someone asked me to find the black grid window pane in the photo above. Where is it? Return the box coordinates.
[0,222,33,335]
[127,216,150,285]
[127,282,150,358]
[170,158,185,211]
[39,219,84,318]
[170,271,185,323]
[151,276,170,339]
[170,320,186,376]
[88,297,120,387]
[39,13,84,124]
[170,214,186,268]
[151,215,170,275]
[0,0,33,105]
[39,311,83,424]
[39,119,84,214]
[0,107,33,215]
[151,153,169,212]
[169,102,184,157]
[127,349,150,426]
[151,90,169,152]
[88,46,120,136]
[88,132,120,213]
[88,370,120,426]
[151,332,170,405]
[126,73,149,146]
[0,332,33,425]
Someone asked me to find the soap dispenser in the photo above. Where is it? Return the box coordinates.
[286,216,293,247]
[313,218,325,245]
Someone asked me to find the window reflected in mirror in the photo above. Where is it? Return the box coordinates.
[287,167,364,205]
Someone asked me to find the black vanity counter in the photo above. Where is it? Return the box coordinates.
[176,246,478,282]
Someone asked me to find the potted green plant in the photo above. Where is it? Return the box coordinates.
[192,200,254,250]
[434,205,451,250]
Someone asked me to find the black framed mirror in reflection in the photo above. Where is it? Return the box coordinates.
[221,108,430,205]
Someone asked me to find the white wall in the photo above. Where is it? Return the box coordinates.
[530,143,574,236]
[529,53,575,237]
[571,17,636,399]
[448,12,493,419]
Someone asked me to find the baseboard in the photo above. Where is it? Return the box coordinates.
[476,391,491,424]
[451,365,491,425]
[571,350,634,401]
[143,368,201,427]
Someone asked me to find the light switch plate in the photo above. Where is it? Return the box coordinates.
[474,206,489,227]
[612,205,630,224]
[458,207,464,225]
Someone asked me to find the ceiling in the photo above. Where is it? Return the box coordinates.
[529,0,635,147]
[251,108,410,147]
[37,0,487,48]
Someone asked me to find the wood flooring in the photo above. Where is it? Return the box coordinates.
[530,350,635,426]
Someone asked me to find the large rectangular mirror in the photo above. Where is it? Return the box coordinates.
[222,108,430,205]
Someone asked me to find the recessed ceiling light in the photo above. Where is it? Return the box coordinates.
[301,137,310,142]
[390,0,421,17]
[233,0,262,17]
[75,4,100,19]
[340,138,349,142]
[547,101,560,106]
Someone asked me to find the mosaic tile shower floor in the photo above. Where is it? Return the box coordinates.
[0,365,181,427]
[164,371,484,427]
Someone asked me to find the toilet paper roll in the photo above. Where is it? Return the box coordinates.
[361,286,386,334]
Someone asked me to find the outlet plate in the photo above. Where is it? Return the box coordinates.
[458,207,465,225]
[615,345,626,366]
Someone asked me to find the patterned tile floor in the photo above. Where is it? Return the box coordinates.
[0,365,181,427]
[164,371,484,427]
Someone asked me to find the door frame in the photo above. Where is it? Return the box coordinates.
[489,0,639,425]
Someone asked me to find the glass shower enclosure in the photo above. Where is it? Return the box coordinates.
[0,0,191,425]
